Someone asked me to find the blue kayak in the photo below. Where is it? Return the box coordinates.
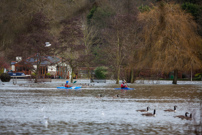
[114,88,135,90]
[57,86,81,90]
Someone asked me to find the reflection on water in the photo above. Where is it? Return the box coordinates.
[0,85,201,134]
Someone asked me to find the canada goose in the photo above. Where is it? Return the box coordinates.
[164,105,177,112]
[96,94,103,98]
[142,109,156,116]
[183,113,192,120]
[174,112,189,119]
[113,94,120,99]
[136,107,150,112]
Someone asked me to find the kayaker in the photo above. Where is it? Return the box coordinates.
[121,80,128,88]
[65,81,72,88]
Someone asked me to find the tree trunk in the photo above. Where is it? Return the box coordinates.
[116,65,120,84]
[130,68,134,83]
[172,69,178,84]
[191,65,192,81]
[116,29,120,84]
[87,64,90,79]
[34,73,38,83]
[69,61,74,83]
[71,69,74,83]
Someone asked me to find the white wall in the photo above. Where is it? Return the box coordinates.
[48,65,57,75]
[33,65,37,70]
[11,65,15,71]
[48,65,57,72]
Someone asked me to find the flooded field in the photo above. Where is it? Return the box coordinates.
[0,84,201,134]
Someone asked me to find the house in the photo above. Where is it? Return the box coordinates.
[11,55,72,79]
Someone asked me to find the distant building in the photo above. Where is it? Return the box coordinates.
[10,55,72,79]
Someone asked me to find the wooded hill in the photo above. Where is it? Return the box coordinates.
[0,0,202,84]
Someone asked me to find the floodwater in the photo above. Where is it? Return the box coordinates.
[0,84,202,135]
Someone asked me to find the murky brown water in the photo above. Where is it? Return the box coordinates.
[0,84,201,134]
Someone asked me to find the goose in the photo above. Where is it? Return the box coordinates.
[183,113,192,120]
[174,112,189,119]
[136,107,150,112]
[96,94,103,98]
[113,94,120,99]
[142,109,156,116]
[164,105,177,112]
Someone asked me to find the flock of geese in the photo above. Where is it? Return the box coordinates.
[136,106,192,120]
[96,94,192,120]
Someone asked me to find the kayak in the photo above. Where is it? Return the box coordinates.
[57,86,81,90]
[114,88,135,90]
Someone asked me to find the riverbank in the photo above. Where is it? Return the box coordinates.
[0,79,201,89]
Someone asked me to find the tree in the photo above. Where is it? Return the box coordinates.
[125,16,141,83]
[59,16,84,83]
[14,12,55,83]
[94,66,107,79]
[0,0,96,59]
[181,2,202,36]
[123,0,141,83]
[85,0,139,83]
[97,0,140,84]
[102,14,130,84]
[182,2,202,20]
[79,16,101,78]
[137,1,202,84]
[0,0,31,56]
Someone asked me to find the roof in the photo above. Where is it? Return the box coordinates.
[15,54,62,66]
[25,55,61,65]
[11,61,17,65]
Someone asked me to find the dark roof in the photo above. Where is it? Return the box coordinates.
[11,61,17,65]
[25,55,61,65]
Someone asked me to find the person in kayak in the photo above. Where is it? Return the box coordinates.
[65,81,72,88]
[121,80,128,88]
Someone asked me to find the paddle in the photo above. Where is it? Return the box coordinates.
[73,81,77,84]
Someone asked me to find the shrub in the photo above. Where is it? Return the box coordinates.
[194,73,202,77]
[46,73,51,76]
[94,66,107,79]
[194,73,202,80]
[45,73,51,78]
[138,4,150,13]
[0,73,11,82]
[31,73,36,78]
[182,2,202,20]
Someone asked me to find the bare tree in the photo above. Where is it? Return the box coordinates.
[101,13,131,84]
[97,0,140,84]
[59,16,84,83]
[14,12,55,83]
[122,0,141,83]
[80,18,100,78]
